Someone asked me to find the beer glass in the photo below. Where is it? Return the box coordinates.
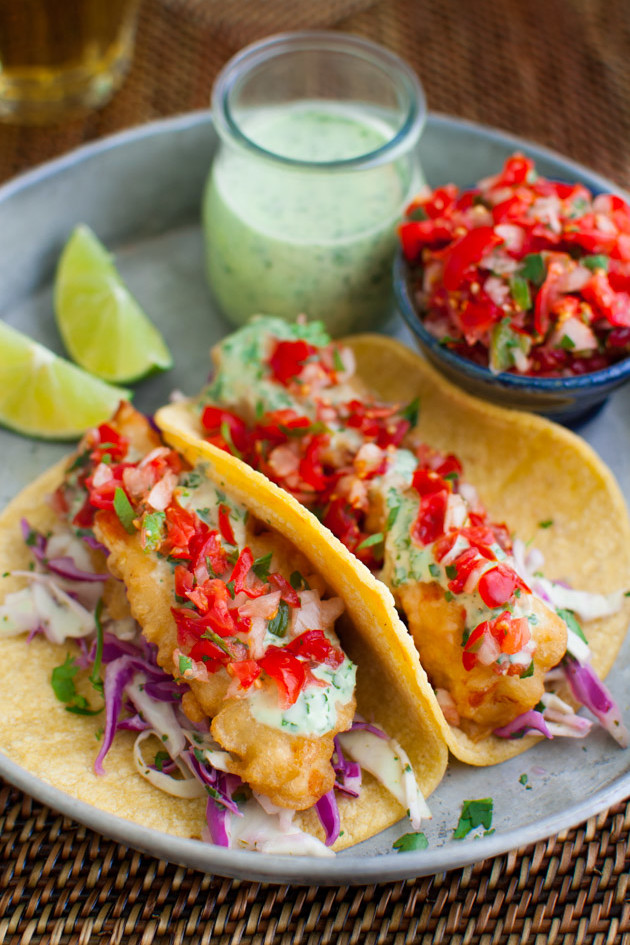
[0,0,141,124]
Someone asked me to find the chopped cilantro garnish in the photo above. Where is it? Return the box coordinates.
[582,254,609,272]
[356,532,384,551]
[393,832,429,852]
[519,662,535,678]
[557,608,588,643]
[154,750,171,772]
[201,629,236,656]
[220,420,243,459]
[399,396,420,428]
[444,590,454,602]
[113,487,136,534]
[252,552,273,581]
[225,580,235,599]
[519,774,528,786]
[559,334,575,350]
[407,206,429,222]
[445,564,457,580]
[51,655,103,716]
[429,562,441,579]
[290,570,310,591]
[453,798,493,839]
[538,519,553,529]
[519,253,545,285]
[332,347,345,372]
[267,599,290,637]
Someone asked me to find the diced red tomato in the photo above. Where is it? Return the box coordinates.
[442,227,503,291]
[285,629,345,668]
[477,563,518,608]
[218,504,236,546]
[447,547,484,594]
[201,405,249,455]
[227,660,262,690]
[164,503,198,558]
[268,572,301,607]
[228,547,266,599]
[398,219,453,261]
[258,646,307,708]
[412,490,449,546]
[268,339,316,385]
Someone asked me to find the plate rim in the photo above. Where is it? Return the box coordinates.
[1,109,629,885]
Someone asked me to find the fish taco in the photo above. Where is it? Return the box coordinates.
[156,315,630,765]
[0,402,448,854]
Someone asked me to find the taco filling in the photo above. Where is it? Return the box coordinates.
[157,315,629,754]
[0,401,444,853]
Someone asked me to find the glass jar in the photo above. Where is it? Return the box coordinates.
[203,31,427,336]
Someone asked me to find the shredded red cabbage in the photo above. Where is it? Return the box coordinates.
[349,720,389,739]
[332,736,361,798]
[314,789,341,846]
[183,750,241,815]
[20,519,109,581]
[494,710,552,740]
[563,656,629,747]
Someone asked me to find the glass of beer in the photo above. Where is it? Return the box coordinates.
[0,0,141,124]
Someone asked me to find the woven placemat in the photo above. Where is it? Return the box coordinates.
[1,0,630,941]
[1,783,629,943]
[0,0,629,189]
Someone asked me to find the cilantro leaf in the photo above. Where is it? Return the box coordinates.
[557,608,588,643]
[113,487,136,534]
[453,798,494,839]
[290,570,310,591]
[582,254,609,272]
[252,552,273,581]
[356,532,384,551]
[51,655,103,716]
[267,599,290,637]
[399,397,420,428]
[519,253,545,285]
[393,831,429,852]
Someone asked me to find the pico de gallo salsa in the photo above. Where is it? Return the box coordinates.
[398,153,630,376]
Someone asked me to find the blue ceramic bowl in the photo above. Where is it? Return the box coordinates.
[394,245,630,427]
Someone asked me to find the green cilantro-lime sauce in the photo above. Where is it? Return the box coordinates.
[380,476,538,649]
[247,656,356,737]
[204,103,419,334]
[201,316,330,422]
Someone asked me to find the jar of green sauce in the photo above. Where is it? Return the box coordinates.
[203,31,427,336]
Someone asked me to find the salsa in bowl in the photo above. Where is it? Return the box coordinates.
[395,153,630,422]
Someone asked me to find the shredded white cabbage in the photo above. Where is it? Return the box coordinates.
[337,730,431,828]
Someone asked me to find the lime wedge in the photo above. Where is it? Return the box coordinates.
[0,321,130,440]
[54,224,173,384]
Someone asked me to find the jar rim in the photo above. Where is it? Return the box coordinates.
[211,31,427,171]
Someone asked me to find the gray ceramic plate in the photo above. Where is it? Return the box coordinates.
[1,112,629,885]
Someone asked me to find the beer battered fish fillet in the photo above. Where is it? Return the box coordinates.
[397,581,567,739]
[85,403,356,811]
[95,511,354,809]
